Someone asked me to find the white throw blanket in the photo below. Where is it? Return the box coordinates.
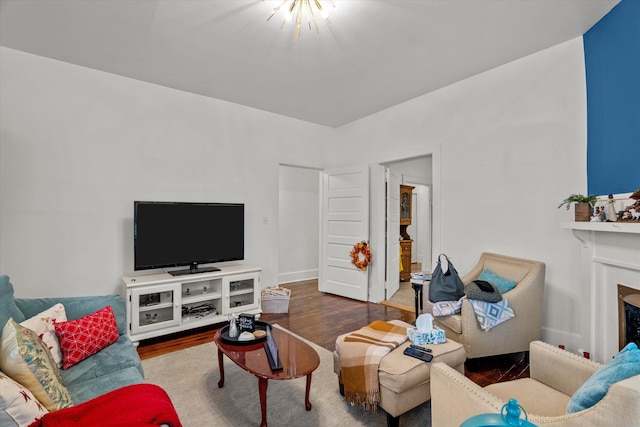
[468,297,515,330]
[432,297,515,331]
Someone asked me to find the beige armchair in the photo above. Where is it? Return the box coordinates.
[423,252,545,359]
[430,340,640,426]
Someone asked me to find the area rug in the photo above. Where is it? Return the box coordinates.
[142,325,432,426]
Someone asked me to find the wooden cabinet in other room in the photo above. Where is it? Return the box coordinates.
[399,185,415,281]
[400,240,413,281]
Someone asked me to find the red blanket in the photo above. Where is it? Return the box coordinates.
[28,384,182,427]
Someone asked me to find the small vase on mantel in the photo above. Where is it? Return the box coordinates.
[574,202,592,222]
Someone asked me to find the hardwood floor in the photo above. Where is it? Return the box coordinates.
[137,279,529,387]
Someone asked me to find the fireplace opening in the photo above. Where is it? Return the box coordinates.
[618,284,640,350]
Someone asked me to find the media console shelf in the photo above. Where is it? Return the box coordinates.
[123,265,261,343]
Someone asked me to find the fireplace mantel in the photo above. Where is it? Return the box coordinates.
[561,222,640,234]
[562,222,640,362]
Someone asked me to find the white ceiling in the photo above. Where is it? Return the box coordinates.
[0,0,619,127]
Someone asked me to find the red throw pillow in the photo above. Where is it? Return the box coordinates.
[54,305,119,369]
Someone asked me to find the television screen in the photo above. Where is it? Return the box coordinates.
[134,201,244,274]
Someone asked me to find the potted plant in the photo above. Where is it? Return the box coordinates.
[558,194,598,222]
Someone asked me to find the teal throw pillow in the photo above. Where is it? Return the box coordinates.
[567,342,640,413]
[477,269,516,294]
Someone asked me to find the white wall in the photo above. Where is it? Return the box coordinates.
[278,165,319,283]
[1,37,592,351]
[328,38,588,350]
[0,47,328,298]
[388,157,433,186]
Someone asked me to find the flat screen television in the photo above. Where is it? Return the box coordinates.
[134,201,244,276]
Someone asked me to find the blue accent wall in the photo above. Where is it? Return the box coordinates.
[584,0,640,195]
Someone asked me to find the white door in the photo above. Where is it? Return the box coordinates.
[319,165,369,301]
[386,169,401,299]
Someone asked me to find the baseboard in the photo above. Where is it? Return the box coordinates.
[540,326,583,354]
[278,269,318,284]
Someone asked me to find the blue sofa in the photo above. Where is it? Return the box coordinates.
[0,275,144,404]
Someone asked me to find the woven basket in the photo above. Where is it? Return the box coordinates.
[261,295,290,313]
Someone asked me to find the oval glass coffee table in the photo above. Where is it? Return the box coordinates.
[214,325,320,427]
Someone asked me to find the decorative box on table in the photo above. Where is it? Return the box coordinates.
[261,287,291,313]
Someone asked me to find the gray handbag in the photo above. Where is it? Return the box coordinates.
[428,254,465,303]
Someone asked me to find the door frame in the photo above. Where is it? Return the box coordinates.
[278,146,442,304]
[373,150,442,302]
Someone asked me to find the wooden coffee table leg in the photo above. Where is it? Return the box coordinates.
[217,348,225,388]
[305,372,313,411]
[258,376,268,427]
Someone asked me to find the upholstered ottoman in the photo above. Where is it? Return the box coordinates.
[333,320,466,426]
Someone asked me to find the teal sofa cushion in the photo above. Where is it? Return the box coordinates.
[0,275,26,329]
[61,335,143,387]
[61,336,144,403]
[15,294,127,335]
[567,342,640,413]
[478,268,517,294]
[64,366,144,404]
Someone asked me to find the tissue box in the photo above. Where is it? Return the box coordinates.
[407,326,446,345]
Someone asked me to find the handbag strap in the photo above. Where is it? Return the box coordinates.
[438,253,451,274]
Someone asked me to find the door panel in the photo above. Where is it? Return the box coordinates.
[386,169,401,298]
[319,165,369,301]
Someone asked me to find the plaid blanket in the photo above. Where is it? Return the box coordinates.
[337,320,407,412]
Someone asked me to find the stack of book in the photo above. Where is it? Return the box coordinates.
[410,272,432,284]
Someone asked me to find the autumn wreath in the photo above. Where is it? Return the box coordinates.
[350,241,372,271]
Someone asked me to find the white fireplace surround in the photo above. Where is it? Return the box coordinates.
[562,222,640,362]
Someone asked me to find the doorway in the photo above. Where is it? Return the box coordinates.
[277,165,321,285]
[384,156,433,308]
[279,154,436,305]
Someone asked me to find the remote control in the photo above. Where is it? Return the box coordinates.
[410,344,432,353]
[403,347,433,362]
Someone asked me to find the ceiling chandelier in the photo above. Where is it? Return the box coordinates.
[267,0,337,43]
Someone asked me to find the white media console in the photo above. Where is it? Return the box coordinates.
[122,265,261,343]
